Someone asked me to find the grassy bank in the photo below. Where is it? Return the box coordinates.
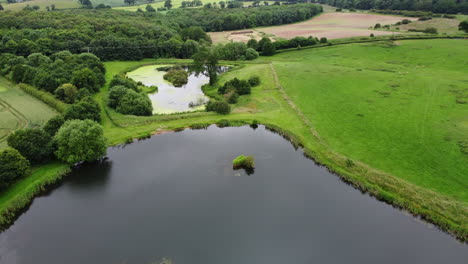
[0,162,70,231]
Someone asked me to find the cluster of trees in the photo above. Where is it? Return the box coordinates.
[167,3,323,31]
[318,0,468,14]
[181,0,203,8]
[0,52,105,103]
[218,76,259,102]
[108,75,153,116]
[1,116,107,189]
[0,10,210,60]
[163,68,189,87]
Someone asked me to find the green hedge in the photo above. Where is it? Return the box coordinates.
[17,83,69,113]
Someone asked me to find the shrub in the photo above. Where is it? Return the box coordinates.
[64,96,101,122]
[349,8,356,12]
[370,33,375,37]
[374,23,381,29]
[401,19,411,24]
[43,115,65,136]
[245,48,259,60]
[459,20,468,33]
[54,119,107,164]
[336,8,342,11]
[109,75,138,91]
[226,91,239,104]
[216,119,230,127]
[163,69,189,87]
[424,27,438,34]
[219,77,251,95]
[0,148,30,189]
[190,123,210,129]
[115,89,153,116]
[319,37,327,43]
[206,100,231,114]
[418,16,432,21]
[7,128,53,164]
[248,76,260,86]
[232,155,255,170]
[250,119,258,129]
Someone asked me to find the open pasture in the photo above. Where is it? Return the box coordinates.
[272,39,468,201]
[0,0,79,10]
[210,12,415,43]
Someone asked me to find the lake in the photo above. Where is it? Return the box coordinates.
[0,126,466,264]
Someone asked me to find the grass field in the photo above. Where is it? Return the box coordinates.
[0,0,79,11]
[392,18,464,34]
[272,39,468,201]
[209,12,416,43]
[0,77,58,149]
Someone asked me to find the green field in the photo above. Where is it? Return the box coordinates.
[272,39,468,201]
[0,77,58,149]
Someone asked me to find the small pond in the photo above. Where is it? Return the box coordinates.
[127,65,209,114]
[0,126,467,264]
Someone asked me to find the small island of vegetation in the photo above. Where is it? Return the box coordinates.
[232,155,255,170]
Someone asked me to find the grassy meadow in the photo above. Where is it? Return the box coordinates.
[0,77,58,149]
[272,39,468,201]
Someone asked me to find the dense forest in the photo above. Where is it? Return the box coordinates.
[0,4,322,60]
[318,0,468,14]
[167,4,323,31]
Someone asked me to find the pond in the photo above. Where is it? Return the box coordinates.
[127,65,210,114]
[0,126,467,264]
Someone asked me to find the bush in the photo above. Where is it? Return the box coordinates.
[319,37,327,43]
[245,48,259,60]
[424,27,438,34]
[401,19,411,24]
[219,77,251,95]
[43,115,65,136]
[7,128,53,164]
[336,8,342,11]
[116,89,153,116]
[0,148,30,189]
[108,85,129,108]
[109,75,138,91]
[216,119,230,127]
[226,91,239,104]
[248,76,260,86]
[419,16,432,21]
[206,100,231,114]
[250,119,258,129]
[163,69,189,87]
[54,119,107,164]
[232,155,255,170]
[370,33,375,37]
[374,23,381,29]
[64,96,101,122]
[71,68,102,93]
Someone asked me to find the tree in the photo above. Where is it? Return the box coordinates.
[55,83,78,104]
[459,20,468,33]
[164,0,173,9]
[258,37,276,56]
[43,115,65,136]
[54,120,107,164]
[71,68,100,93]
[124,0,136,5]
[116,89,153,116]
[193,47,219,85]
[64,97,101,122]
[7,129,53,164]
[146,4,156,12]
[0,148,30,189]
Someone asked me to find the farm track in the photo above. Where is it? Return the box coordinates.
[0,98,29,144]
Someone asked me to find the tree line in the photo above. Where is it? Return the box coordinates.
[317,0,468,14]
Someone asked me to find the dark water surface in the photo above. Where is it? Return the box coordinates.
[0,126,466,264]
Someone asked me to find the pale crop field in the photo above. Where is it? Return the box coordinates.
[210,12,416,43]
